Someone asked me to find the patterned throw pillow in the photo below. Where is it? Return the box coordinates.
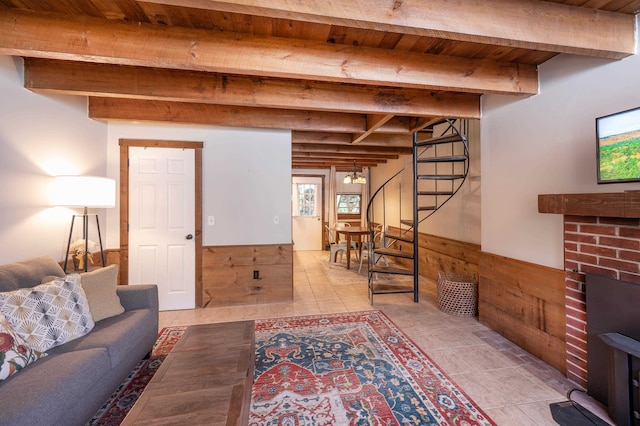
[0,275,95,352]
[0,312,46,380]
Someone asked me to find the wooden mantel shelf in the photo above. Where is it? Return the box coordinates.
[538,192,640,218]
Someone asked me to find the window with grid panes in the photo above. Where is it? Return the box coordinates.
[336,193,361,214]
[296,183,317,216]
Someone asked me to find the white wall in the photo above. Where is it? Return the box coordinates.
[419,120,481,244]
[369,120,481,245]
[0,53,294,265]
[0,56,107,263]
[106,123,292,247]
[482,44,640,268]
[369,155,411,228]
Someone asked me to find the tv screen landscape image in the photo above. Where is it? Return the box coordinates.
[597,106,640,184]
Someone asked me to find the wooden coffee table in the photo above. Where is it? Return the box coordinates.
[121,320,255,425]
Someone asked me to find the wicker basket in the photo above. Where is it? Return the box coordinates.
[436,272,478,317]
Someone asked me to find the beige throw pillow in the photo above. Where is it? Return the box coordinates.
[79,265,124,322]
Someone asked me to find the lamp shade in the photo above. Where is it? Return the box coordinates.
[52,176,116,208]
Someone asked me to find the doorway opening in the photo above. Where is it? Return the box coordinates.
[119,139,203,309]
[292,174,325,251]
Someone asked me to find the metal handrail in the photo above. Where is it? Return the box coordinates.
[365,118,470,305]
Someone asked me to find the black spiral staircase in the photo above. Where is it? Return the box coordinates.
[365,119,470,303]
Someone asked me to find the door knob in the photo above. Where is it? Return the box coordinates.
[186,234,193,240]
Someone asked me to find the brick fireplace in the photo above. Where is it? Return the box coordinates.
[539,192,640,389]
[563,214,640,387]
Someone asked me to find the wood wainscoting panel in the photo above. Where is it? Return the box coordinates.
[479,252,566,373]
[202,244,293,307]
[387,227,480,280]
[417,232,480,279]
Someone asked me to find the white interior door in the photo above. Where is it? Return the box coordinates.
[129,146,195,311]
[292,176,322,251]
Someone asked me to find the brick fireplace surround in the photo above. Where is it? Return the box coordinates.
[539,192,640,389]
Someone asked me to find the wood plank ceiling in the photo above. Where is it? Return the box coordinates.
[0,0,638,170]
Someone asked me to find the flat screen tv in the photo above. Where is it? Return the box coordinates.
[596,106,640,184]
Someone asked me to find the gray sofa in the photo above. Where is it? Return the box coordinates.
[0,256,159,426]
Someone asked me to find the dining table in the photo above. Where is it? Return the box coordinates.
[333,225,370,269]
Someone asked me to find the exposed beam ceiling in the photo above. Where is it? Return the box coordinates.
[0,9,538,94]
[145,0,636,58]
[0,0,637,169]
[23,59,481,118]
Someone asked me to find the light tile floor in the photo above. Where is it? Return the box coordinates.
[159,251,613,425]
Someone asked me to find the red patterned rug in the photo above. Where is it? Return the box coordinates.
[86,326,187,425]
[88,311,495,425]
[251,310,494,425]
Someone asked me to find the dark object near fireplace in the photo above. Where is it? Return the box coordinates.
[586,273,640,425]
[550,400,609,425]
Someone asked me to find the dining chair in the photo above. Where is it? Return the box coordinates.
[326,225,347,268]
[358,225,388,274]
[336,222,360,260]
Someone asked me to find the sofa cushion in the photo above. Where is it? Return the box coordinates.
[51,308,156,367]
[0,347,110,426]
[79,265,125,322]
[0,275,94,352]
[0,312,46,381]
[0,256,65,292]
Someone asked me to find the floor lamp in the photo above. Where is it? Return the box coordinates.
[53,176,116,273]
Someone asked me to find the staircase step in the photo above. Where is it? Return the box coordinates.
[417,155,468,163]
[417,191,454,196]
[415,133,462,147]
[374,247,414,259]
[369,266,414,276]
[417,205,436,212]
[384,230,414,243]
[417,174,465,180]
[369,283,415,296]
[400,219,414,227]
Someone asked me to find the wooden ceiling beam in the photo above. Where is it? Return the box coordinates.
[375,117,415,134]
[292,158,387,166]
[146,0,637,59]
[0,8,538,95]
[23,59,481,118]
[88,97,423,134]
[293,163,374,170]
[292,162,380,170]
[410,117,445,133]
[293,151,397,160]
[352,114,395,144]
[292,143,412,155]
[88,97,368,131]
[292,131,412,146]
[292,159,380,166]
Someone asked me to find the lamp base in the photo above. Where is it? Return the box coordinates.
[63,211,106,274]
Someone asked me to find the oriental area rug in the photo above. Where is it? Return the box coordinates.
[88,311,495,425]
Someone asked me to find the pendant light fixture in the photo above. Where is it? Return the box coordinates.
[343,161,367,184]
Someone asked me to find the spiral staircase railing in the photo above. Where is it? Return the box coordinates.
[365,119,470,303]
